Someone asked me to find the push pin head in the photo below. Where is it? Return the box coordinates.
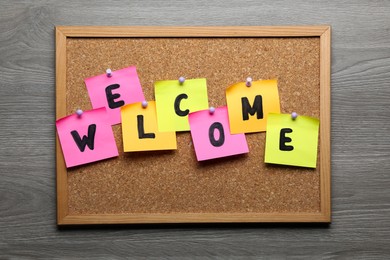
[141,100,148,108]
[246,77,253,87]
[291,112,298,120]
[76,109,83,117]
[106,68,112,77]
[179,76,185,84]
[209,106,216,114]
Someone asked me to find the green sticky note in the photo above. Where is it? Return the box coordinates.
[265,113,320,168]
[155,78,209,132]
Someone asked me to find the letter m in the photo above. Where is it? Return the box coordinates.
[241,95,263,120]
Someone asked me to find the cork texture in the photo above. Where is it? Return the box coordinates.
[65,37,321,214]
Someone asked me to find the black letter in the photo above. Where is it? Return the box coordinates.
[241,95,263,120]
[209,122,225,147]
[105,84,125,109]
[279,128,294,151]
[71,124,96,152]
[174,93,189,117]
[137,115,155,139]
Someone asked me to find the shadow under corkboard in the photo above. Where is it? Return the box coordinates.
[56,26,331,224]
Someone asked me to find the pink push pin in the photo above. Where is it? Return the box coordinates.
[179,76,185,84]
[141,100,148,108]
[106,69,112,77]
[245,77,252,87]
[76,109,83,117]
[291,112,298,120]
[209,106,216,114]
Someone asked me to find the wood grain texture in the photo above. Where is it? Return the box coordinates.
[56,25,329,37]
[0,0,389,258]
[319,27,331,221]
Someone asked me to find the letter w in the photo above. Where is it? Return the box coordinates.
[71,124,97,152]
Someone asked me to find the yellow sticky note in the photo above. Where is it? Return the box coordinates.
[121,101,177,152]
[264,113,319,168]
[155,78,209,132]
[226,79,280,134]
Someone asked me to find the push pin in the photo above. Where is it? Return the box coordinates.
[245,77,253,87]
[106,68,112,77]
[291,112,298,120]
[179,76,185,84]
[141,100,148,108]
[209,106,216,114]
[76,109,83,117]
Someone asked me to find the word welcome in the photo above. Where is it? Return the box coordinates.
[56,66,319,169]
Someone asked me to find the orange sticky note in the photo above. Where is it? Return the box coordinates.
[121,101,177,152]
[226,79,280,134]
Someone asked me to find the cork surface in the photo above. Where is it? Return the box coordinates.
[66,37,320,214]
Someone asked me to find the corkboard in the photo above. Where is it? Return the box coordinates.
[56,26,331,224]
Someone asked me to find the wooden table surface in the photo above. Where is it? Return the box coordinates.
[0,1,389,259]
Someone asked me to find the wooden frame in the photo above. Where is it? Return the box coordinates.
[56,26,331,225]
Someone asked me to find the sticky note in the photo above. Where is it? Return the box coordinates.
[155,78,209,132]
[121,101,177,152]
[188,106,249,161]
[85,66,145,125]
[264,113,319,168]
[56,107,119,168]
[226,79,280,134]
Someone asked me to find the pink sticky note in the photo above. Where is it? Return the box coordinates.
[188,106,249,161]
[56,107,119,168]
[85,66,145,125]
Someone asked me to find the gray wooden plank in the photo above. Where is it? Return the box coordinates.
[0,0,389,259]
